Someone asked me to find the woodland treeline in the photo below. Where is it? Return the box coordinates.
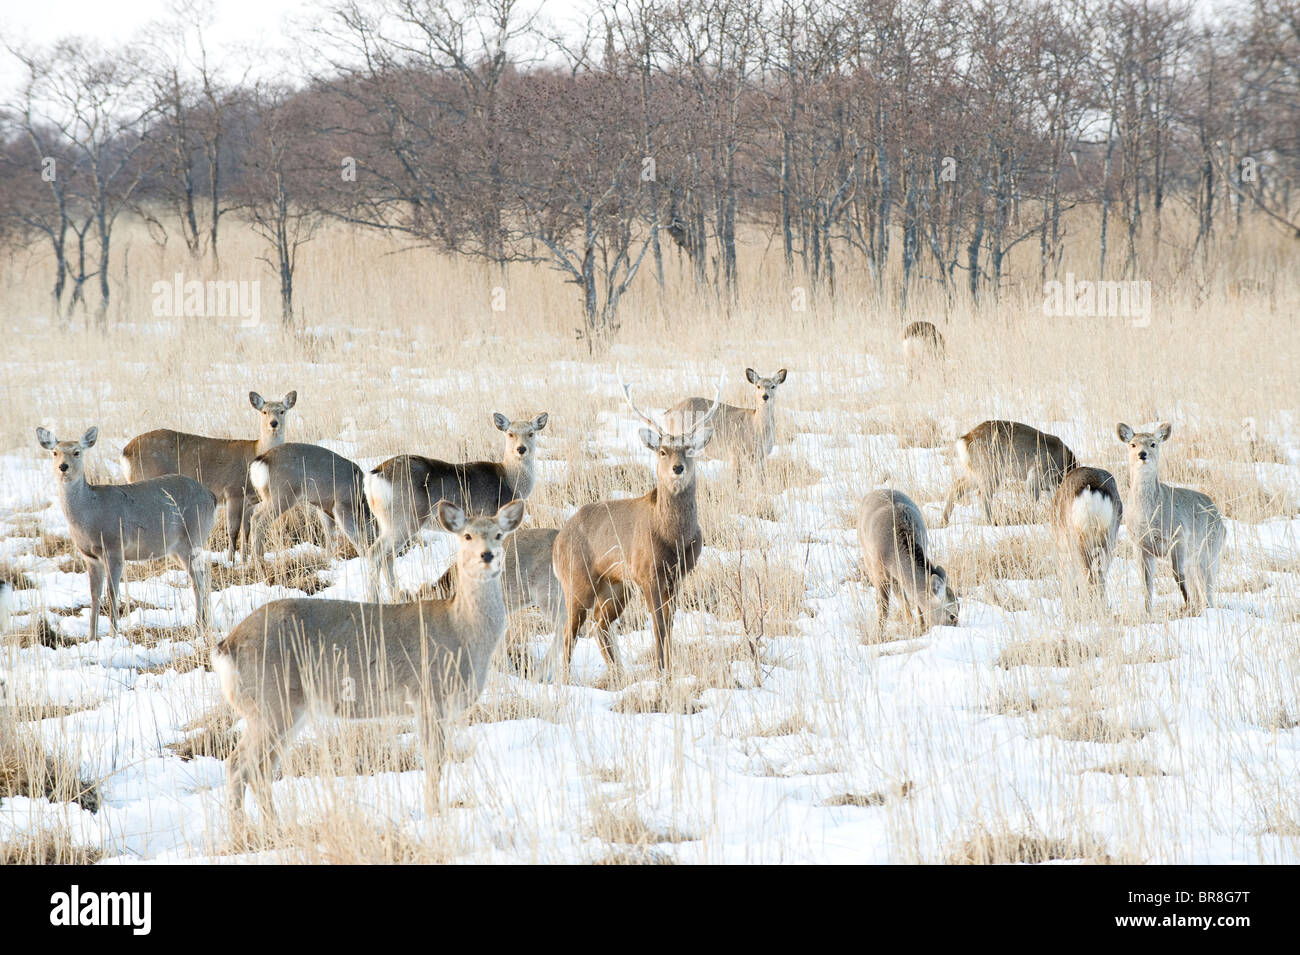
[1,0,1297,334]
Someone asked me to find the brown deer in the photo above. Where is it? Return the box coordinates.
[941,419,1078,525]
[543,375,720,682]
[664,367,786,472]
[1051,466,1123,605]
[121,391,297,561]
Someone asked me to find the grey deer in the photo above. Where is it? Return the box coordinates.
[543,375,720,682]
[366,412,548,600]
[39,427,216,642]
[247,443,374,566]
[664,367,786,472]
[941,419,1078,524]
[1051,466,1123,605]
[1117,422,1225,614]
[857,489,959,636]
[431,527,564,676]
[121,391,296,562]
[214,499,527,825]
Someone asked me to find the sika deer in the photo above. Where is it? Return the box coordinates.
[941,419,1078,524]
[857,489,958,636]
[902,321,945,381]
[1051,466,1123,605]
[432,527,564,675]
[664,368,785,471]
[121,391,296,561]
[1116,422,1225,614]
[365,412,548,599]
[543,376,719,682]
[247,443,374,566]
[214,500,526,824]
[37,427,215,642]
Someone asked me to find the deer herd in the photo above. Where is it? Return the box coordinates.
[28,327,1228,827]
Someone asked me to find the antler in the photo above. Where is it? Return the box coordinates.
[685,375,724,436]
[617,364,663,432]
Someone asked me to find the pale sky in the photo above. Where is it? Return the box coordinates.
[0,0,590,99]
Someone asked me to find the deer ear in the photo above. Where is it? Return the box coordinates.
[1116,423,1133,442]
[639,428,662,451]
[531,412,549,431]
[1155,422,1172,442]
[249,392,265,410]
[930,572,947,598]
[80,427,99,449]
[283,390,297,409]
[437,501,467,533]
[689,427,714,452]
[774,369,787,384]
[497,499,525,532]
[493,413,510,433]
[745,367,759,384]
[36,427,56,450]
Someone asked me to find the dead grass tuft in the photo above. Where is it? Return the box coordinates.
[1084,760,1170,777]
[166,706,240,762]
[998,636,1100,669]
[946,827,1119,865]
[0,835,103,865]
[821,781,914,807]
[0,733,100,812]
[612,682,705,715]
[586,799,698,846]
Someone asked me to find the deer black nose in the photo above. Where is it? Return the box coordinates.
[270,420,278,428]
[481,551,494,564]
[58,463,68,472]
[762,394,770,401]
[517,445,527,455]
[672,463,684,475]
[1138,451,1147,461]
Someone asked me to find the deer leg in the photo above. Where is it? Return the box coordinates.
[416,712,448,818]
[104,554,124,637]
[316,507,336,557]
[1170,544,1190,610]
[555,597,592,684]
[248,498,283,570]
[184,550,210,633]
[224,496,244,563]
[85,555,105,643]
[644,579,675,674]
[874,579,892,637]
[1140,551,1157,615]
[593,585,629,680]
[940,476,970,524]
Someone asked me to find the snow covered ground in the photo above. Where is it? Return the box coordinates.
[2,351,1298,865]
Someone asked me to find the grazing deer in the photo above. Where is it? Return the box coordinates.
[857,489,958,636]
[902,321,945,381]
[431,528,564,675]
[941,420,1078,525]
[365,412,548,599]
[247,443,374,566]
[214,500,526,824]
[1051,466,1123,605]
[38,427,215,642]
[664,367,786,471]
[1117,422,1225,614]
[543,376,720,682]
[121,391,297,562]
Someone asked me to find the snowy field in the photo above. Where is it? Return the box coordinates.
[2,336,1299,865]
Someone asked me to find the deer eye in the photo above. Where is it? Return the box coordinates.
[495,533,502,540]
[464,534,471,541]
[659,449,666,456]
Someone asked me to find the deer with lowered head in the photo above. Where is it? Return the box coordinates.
[1116,422,1224,614]
[664,367,786,472]
[543,374,720,682]
[941,419,1078,525]
[857,489,959,636]
[214,499,526,825]
[365,412,548,600]
[246,442,374,567]
[121,391,297,561]
[38,427,216,642]
[1051,465,1123,605]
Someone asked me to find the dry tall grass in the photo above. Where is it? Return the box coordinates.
[0,207,1296,863]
